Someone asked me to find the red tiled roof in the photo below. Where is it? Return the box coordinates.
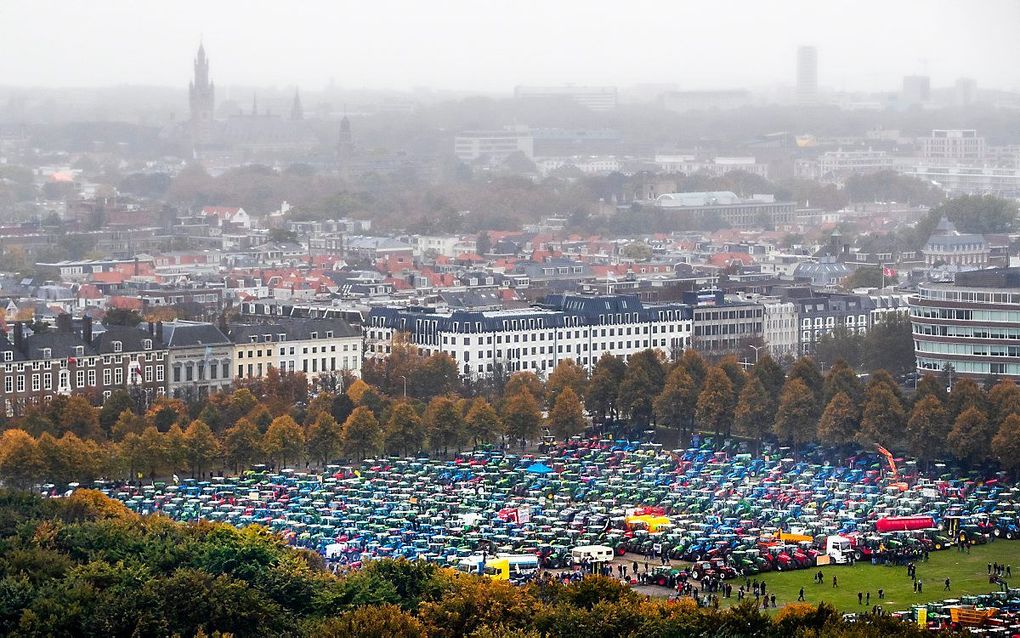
[108,296,143,311]
[76,284,103,299]
[709,252,754,267]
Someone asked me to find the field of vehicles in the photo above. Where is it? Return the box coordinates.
[78,437,1020,584]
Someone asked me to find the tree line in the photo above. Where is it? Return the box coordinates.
[0,489,950,638]
[2,341,1019,489]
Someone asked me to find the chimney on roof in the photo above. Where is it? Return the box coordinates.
[82,315,92,345]
[13,322,24,352]
[56,313,72,333]
[134,257,139,276]
[148,321,155,336]
[156,321,164,344]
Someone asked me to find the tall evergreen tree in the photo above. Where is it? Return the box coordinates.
[696,366,736,440]
[906,395,949,469]
[948,406,995,467]
[733,376,771,453]
[857,384,906,449]
[547,387,587,439]
[654,367,697,441]
[773,378,818,451]
[818,392,858,447]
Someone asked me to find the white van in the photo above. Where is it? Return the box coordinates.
[571,545,615,564]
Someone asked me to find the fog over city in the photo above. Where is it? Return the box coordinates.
[1,0,1018,92]
[1,3,1020,635]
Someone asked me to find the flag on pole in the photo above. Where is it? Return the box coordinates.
[882,266,896,278]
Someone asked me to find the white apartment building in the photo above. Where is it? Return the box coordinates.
[904,164,1020,198]
[654,155,768,178]
[794,148,893,181]
[410,235,477,258]
[761,300,799,359]
[454,126,534,162]
[230,319,363,382]
[922,129,986,165]
[514,86,618,112]
[366,294,693,380]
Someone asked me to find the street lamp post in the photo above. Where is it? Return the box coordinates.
[749,344,764,365]
[399,375,407,398]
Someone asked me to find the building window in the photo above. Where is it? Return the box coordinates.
[88,370,96,386]
[16,376,24,393]
[156,366,164,382]
[222,362,229,378]
[145,367,153,382]
[103,369,112,385]
[114,368,123,385]
[41,348,51,359]
[43,373,51,390]
[4,377,11,393]
[112,341,122,353]
[31,375,40,391]
[174,367,181,382]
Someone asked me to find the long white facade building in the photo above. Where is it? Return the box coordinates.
[366,294,693,379]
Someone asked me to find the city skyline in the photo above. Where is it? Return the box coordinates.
[0,0,1018,93]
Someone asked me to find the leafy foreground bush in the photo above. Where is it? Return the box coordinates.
[0,490,960,638]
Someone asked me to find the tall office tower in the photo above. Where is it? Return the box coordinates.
[796,46,818,104]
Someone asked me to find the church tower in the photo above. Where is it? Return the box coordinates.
[188,42,215,145]
[290,89,304,121]
[337,112,354,180]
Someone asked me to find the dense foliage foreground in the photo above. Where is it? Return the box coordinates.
[0,490,958,638]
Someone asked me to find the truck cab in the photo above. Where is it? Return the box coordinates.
[825,536,852,564]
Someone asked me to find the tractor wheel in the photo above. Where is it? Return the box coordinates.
[657,576,667,586]
[854,550,863,561]
[1007,531,1016,540]
[934,543,942,550]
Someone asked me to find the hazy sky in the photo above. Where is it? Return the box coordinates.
[1,0,1017,93]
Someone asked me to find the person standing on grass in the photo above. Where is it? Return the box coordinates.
[944,578,950,591]
[917,579,923,593]
[798,587,805,601]
[878,588,884,599]
[858,592,863,605]
[833,575,838,588]
[866,591,870,605]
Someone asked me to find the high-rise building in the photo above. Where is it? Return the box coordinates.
[796,46,818,104]
[188,42,215,145]
[901,75,931,106]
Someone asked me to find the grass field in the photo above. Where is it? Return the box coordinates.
[723,541,1020,611]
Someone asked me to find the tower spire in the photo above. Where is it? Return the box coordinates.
[189,40,215,147]
[290,88,303,121]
